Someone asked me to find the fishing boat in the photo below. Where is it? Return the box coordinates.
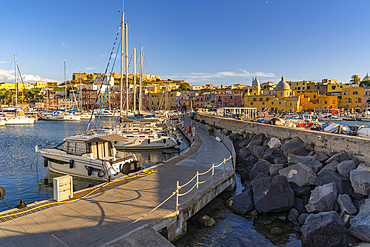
[36,133,139,180]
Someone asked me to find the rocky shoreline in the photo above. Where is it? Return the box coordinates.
[223,128,370,246]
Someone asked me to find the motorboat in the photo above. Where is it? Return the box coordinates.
[41,110,81,121]
[0,119,5,126]
[5,109,35,125]
[36,133,139,180]
[357,126,370,138]
[80,111,95,120]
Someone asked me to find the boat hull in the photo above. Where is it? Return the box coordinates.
[5,117,34,125]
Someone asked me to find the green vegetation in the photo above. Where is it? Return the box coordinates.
[360,80,370,87]
[350,74,361,84]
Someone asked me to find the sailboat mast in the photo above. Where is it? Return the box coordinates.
[139,45,143,112]
[125,23,129,116]
[14,54,17,109]
[79,71,82,110]
[120,11,125,119]
[64,61,67,109]
[133,47,136,112]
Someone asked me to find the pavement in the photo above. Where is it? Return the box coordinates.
[0,117,232,247]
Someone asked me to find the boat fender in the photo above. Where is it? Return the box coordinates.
[148,139,151,144]
[44,158,49,167]
[69,160,74,169]
[163,138,166,144]
[98,170,105,178]
[177,140,181,145]
[87,166,93,176]
[134,160,141,171]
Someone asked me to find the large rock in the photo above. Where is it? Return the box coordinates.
[294,197,308,214]
[287,154,323,173]
[350,163,370,196]
[349,199,370,242]
[325,150,350,164]
[268,138,281,148]
[313,151,330,163]
[263,148,283,163]
[306,182,338,213]
[248,133,266,146]
[249,159,271,181]
[238,139,250,148]
[337,194,357,217]
[237,146,251,162]
[269,163,285,177]
[316,170,353,196]
[301,211,347,247]
[273,156,287,164]
[226,188,254,215]
[337,160,356,180]
[280,137,306,156]
[317,160,339,176]
[252,175,294,213]
[278,163,317,187]
[293,187,311,197]
[251,145,268,160]
[198,215,215,227]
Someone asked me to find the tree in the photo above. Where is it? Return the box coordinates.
[179,82,192,90]
[360,80,370,87]
[350,74,361,84]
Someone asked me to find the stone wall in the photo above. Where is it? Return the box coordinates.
[196,113,370,164]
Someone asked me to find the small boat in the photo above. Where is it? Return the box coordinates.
[323,123,340,133]
[80,111,95,120]
[0,119,5,126]
[36,133,139,180]
[357,126,370,138]
[5,109,35,125]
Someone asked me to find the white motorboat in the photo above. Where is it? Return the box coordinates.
[36,133,139,180]
[42,111,81,121]
[80,112,95,120]
[0,119,5,126]
[357,126,370,138]
[5,109,35,125]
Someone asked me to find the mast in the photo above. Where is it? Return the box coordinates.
[120,9,125,119]
[139,45,143,112]
[133,47,136,112]
[14,54,17,110]
[79,71,82,110]
[64,61,67,109]
[125,22,129,116]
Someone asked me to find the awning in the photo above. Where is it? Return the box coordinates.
[86,134,128,143]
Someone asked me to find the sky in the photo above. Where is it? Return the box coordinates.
[1,0,370,86]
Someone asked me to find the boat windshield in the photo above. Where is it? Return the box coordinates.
[56,141,87,155]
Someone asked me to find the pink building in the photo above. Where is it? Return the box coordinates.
[215,93,242,108]
[195,95,205,108]
[364,87,370,111]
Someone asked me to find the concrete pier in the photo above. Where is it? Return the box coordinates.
[0,117,235,246]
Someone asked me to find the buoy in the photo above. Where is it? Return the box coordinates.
[0,186,5,200]
[69,160,74,169]
[98,170,105,178]
[16,199,27,209]
[44,158,49,167]
[87,166,93,176]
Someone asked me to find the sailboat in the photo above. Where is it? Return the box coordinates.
[5,55,35,125]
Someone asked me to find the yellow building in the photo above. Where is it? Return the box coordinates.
[339,86,364,111]
[301,92,338,110]
[36,82,47,88]
[327,83,350,95]
[243,76,302,112]
[250,77,261,95]
[149,91,178,110]
[287,80,316,94]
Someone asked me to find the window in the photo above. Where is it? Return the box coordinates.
[358,98,362,103]
[259,98,263,101]
[325,101,327,104]
[262,102,265,105]
[332,86,336,90]
[333,100,335,104]
[271,102,274,105]
[303,83,305,85]
[353,91,358,95]
[289,103,292,106]
[298,87,301,90]
[234,96,238,99]
[279,102,281,105]
[307,86,311,90]
[250,102,253,105]
[343,91,347,95]
[348,98,352,103]
[314,95,316,98]
[286,92,289,96]
[280,92,283,96]
[253,98,256,101]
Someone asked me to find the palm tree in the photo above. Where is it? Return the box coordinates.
[350,74,361,84]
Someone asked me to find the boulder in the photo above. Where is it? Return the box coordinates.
[316,170,353,196]
[317,160,339,176]
[306,182,338,213]
[301,211,346,247]
[288,208,299,223]
[198,215,215,227]
[226,188,254,215]
[337,194,357,217]
[273,156,287,164]
[243,132,253,141]
[342,214,354,229]
[349,199,370,242]
[251,145,268,160]
[269,163,285,177]
[244,173,269,189]
[241,156,258,174]
[294,197,308,214]
[238,139,250,148]
[268,138,281,149]
[280,137,306,156]
[325,150,350,164]
[263,148,283,163]
[350,163,370,196]
[337,160,356,180]
[237,146,251,162]
[298,213,309,225]
[248,133,266,146]
[287,154,323,173]
[313,151,330,163]
[249,159,271,181]
[263,140,269,147]
[252,175,294,213]
[278,163,317,187]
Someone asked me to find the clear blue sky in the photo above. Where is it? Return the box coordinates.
[1,0,370,86]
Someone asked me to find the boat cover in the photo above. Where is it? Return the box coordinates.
[86,134,128,143]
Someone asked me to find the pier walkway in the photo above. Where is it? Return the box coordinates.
[0,118,234,247]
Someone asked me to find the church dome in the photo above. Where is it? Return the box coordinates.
[252,76,259,85]
[275,76,291,91]
[363,73,370,81]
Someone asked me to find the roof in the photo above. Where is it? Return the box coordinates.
[275,76,291,91]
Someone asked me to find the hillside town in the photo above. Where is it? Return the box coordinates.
[1,72,370,113]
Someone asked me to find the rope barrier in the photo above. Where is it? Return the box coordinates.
[178,173,198,189]
[178,183,197,197]
[0,169,157,219]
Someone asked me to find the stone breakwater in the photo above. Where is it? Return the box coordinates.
[223,129,370,246]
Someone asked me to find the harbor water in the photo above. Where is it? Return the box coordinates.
[0,118,189,212]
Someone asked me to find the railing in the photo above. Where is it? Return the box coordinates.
[175,155,233,214]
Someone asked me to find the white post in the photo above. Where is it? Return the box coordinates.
[211,164,214,187]
[176,181,179,215]
[223,158,226,178]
